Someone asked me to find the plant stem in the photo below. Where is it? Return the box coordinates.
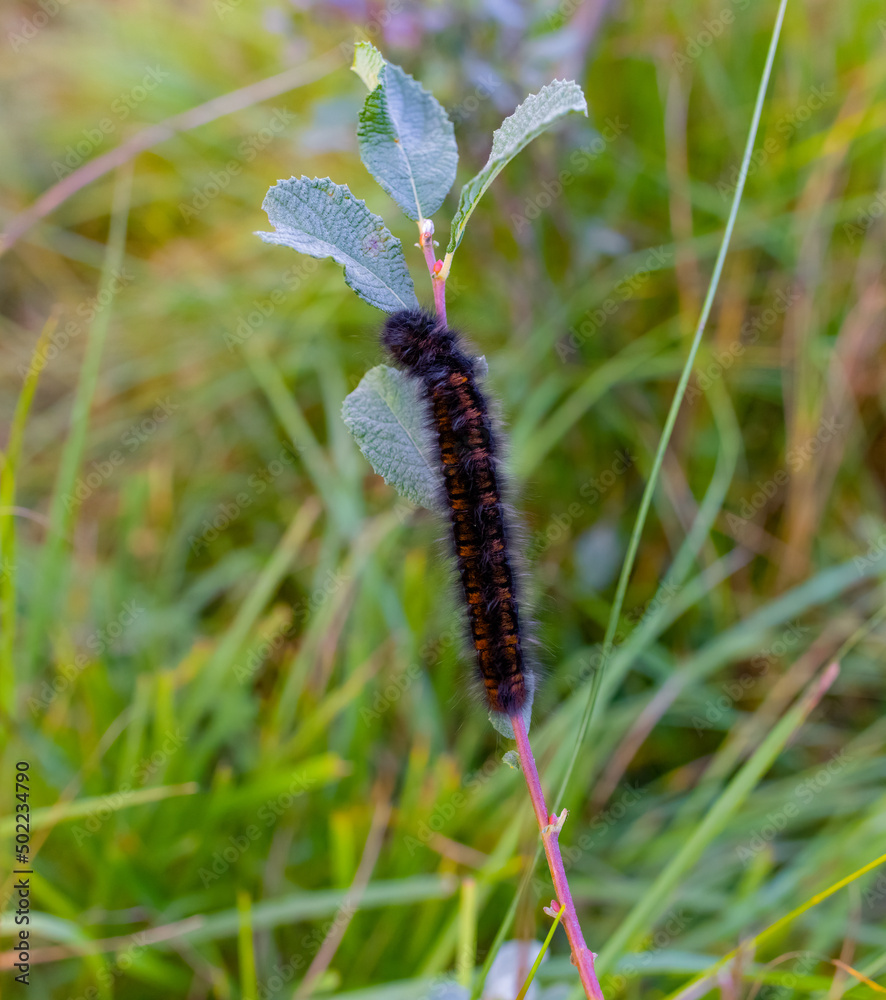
[510,712,604,1000]
[432,273,447,323]
[418,219,447,324]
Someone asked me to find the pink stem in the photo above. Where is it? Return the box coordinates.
[418,221,447,325]
[511,712,605,1000]
[431,273,447,324]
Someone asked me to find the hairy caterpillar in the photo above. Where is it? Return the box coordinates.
[382,309,531,715]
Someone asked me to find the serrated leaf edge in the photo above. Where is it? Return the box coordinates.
[341,365,444,513]
[445,79,588,257]
[256,175,418,313]
[357,63,456,221]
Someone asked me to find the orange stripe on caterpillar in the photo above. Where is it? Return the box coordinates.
[382,309,529,715]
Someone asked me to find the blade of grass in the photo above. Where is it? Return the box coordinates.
[556,0,790,820]
[668,846,886,999]
[421,817,523,981]
[181,497,320,733]
[457,878,478,990]
[596,554,878,745]
[827,960,886,996]
[517,905,565,1000]
[829,600,886,664]
[242,342,358,533]
[0,313,58,717]
[0,877,457,967]
[287,644,384,754]
[21,166,133,680]
[658,381,742,591]
[0,782,199,835]
[561,562,882,838]
[237,891,257,1000]
[271,509,402,736]
[590,661,839,987]
[516,342,684,478]
[184,875,458,948]
[474,546,874,1000]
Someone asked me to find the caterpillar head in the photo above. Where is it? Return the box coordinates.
[382,309,456,371]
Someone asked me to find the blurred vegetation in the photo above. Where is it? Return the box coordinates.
[2,0,886,998]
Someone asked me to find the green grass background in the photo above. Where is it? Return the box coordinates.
[2,0,886,997]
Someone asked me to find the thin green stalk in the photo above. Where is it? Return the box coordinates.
[0,782,198,834]
[457,878,478,989]
[0,315,58,717]
[830,599,886,664]
[474,2,790,986]
[556,0,790,814]
[516,904,564,1000]
[237,891,258,1000]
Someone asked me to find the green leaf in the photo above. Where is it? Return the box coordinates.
[488,694,533,739]
[356,56,458,221]
[341,364,443,512]
[446,80,588,256]
[257,176,418,314]
[351,40,384,91]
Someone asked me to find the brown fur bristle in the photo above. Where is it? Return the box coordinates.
[382,309,529,715]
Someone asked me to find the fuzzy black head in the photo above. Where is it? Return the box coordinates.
[382,309,457,372]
